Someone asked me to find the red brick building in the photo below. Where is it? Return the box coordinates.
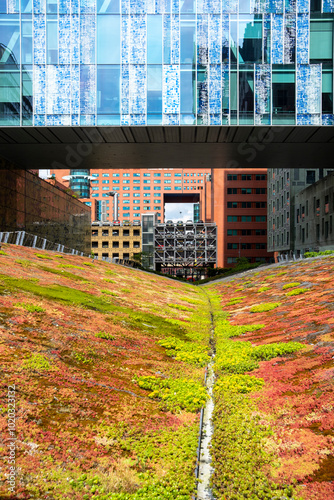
[51,168,210,223]
[208,169,273,268]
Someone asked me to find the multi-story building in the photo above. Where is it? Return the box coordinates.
[209,169,273,268]
[267,168,332,258]
[91,221,141,261]
[294,171,334,254]
[1,1,333,129]
[51,168,210,223]
[0,164,91,254]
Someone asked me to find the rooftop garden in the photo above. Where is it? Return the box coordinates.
[1,245,333,499]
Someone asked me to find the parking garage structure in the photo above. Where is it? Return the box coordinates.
[154,220,217,276]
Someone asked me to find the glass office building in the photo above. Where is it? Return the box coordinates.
[0,0,333,127]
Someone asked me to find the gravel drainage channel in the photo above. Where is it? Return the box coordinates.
[194,312,216,500]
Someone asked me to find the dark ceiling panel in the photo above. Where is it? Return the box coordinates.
[98,127,128,142]
[268,127,294,143]
[195,127,208,142]
[233,127,252,143]
[164,127,180,142]
[225,127,238,142]
[2,129,39,144]
[206,127,220,142]
[122,127,135,143]
[217,127,229,142]
[51,128,86,143]
[81,128,105,143]
[130,127,150,143]
[147,127,165,142]
[307,127,334,143]
[34,128,62,143]
[180,127,196,142]
[0,131,11,143]
[284,127,318,143]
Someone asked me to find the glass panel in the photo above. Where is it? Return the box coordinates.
[310,21,333,61]
[180,17,196,64]
[22,19,32,64]
[180,65,195,113]
[0,15,20,65]
[97,0,120,13]
[97,65,120,114]
[147,65,162,113]
[147,15,162,64]
[0,70,20,124]
[239,17,262,64]
[97,16,120,64]
[47,18,58,64]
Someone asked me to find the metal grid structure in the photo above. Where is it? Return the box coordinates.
[154,221,217,268]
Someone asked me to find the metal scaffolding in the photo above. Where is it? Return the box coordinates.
[154,221,217,268]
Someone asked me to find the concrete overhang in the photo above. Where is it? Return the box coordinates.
[0,125,334,170]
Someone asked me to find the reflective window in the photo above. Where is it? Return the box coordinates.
[97,16,120,64]
[97,65,120,114]
[147,16,162,64]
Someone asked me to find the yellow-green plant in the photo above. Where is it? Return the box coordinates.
[285,288,308,296]
[282,282,301,289]
[250,302,281,313]
[137,376,206,413]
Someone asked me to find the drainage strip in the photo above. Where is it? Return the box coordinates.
[193,314,216,500]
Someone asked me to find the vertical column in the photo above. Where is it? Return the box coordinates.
[296,64,321,124]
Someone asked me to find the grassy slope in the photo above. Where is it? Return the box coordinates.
[1,245,334,500]
[206,257,334,500]
[0,244,211,500]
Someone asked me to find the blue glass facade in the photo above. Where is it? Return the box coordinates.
[0,0,333,126]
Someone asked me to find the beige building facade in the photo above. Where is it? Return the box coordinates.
[91,222,141,261]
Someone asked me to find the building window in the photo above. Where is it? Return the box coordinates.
[227,243,238,249]
[316,224,320,239]
[227,229,238,235]
[102,253,109,258]
[123,173,130,177]
[227,202,238,208]
[241,188,252,194]
[102,229,109,236]
[242,229,252,235]
[241,175,252,181]
[92,241,98,248]
[227,216,238,222]
[123,253,130,259]
[92,173,99,177]
[112,253,119,258]
[102,173,109,177]
[242,202,252,208]
[143,173,151,177]
[154,180,161,184]
[134,229,140,236]
[227,188,238,194]
[255,202,266,208]
[164,173,171,177]
[154,173,161,177]
[255,174,266,180]
[255,216,266,222]
[112,241,119,248]
[123,180,130,184]
[241,216,252,222]
[123,241,130,248]
[133,173,140,177]
[123,230,130,236]
[255,188,266,194]
[306,170,316,184]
